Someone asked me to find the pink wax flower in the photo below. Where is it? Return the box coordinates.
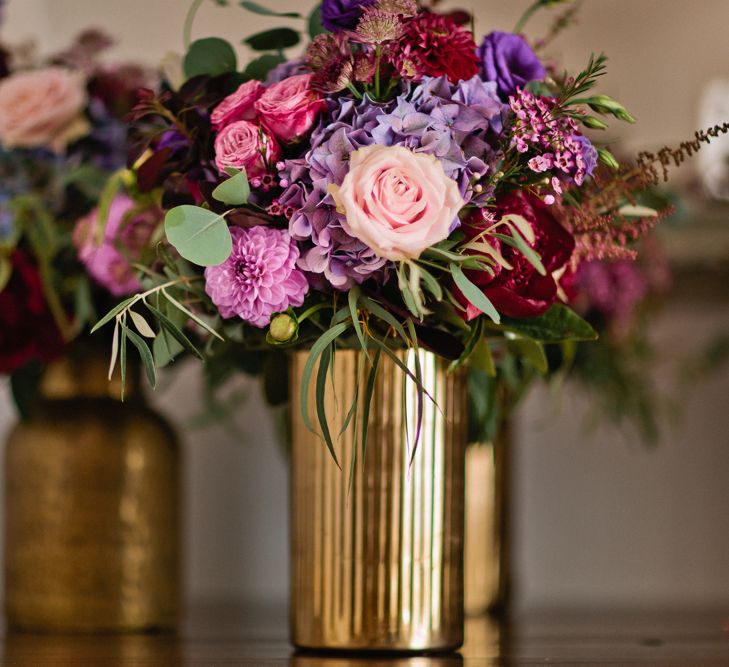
[214,119,280,177]
[74,194,159,297]
[211,80,265,130]
[0,66,88,152]
[329,145,464,261]
[204,225,309,328]
[255,74,326,143]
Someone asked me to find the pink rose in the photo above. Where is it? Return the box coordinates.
[330,145,464,261]
[254,74,326,143]
[213,120,281,178]
[73,194,160,297]
[0,66,89,152]
[211,80,265,130]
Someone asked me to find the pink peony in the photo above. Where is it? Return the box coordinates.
[0,66,89,152]
[204,225,309,328]
[213,119,281,177]
[211,80,265,130]
[330,145,464,261]
[74,194,160,297]
[254,74,326,143]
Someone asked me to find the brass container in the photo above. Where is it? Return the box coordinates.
[4,351,180,632]
[463,422,511,616]
[290,349,467,652]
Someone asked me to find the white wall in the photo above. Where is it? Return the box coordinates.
[2,0,729,611]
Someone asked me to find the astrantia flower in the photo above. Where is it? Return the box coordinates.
[395,13,479,83]
[375,0,417,17]
[321,0,376,32]
[355,7,404,44]
[306,34,354,94]
[204,225,309,328]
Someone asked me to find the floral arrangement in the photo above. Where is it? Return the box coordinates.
[94,0,727,455]
[0,29,159,410]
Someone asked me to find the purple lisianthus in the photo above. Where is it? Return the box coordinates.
[570,134,598,183]
[265,58,310,85]
[204,226,309,328]
[479,31,546,100]
[321,0,376,31]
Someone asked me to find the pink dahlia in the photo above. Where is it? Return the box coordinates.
[204,226,309,328]
[395,12,479,83]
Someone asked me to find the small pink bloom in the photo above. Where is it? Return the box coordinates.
[0,66,88,152]
[254,74,326,143]
[330,145,464,261]
[211,80,265,130]
[213,120,281,178]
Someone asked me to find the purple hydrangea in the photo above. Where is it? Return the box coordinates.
[279,76,508,290]
[479,31,546,100]
[321,0,376,31]
[204,225,309,328]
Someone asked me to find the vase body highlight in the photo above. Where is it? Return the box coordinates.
[290,349,467,652]
[4,352,180,632]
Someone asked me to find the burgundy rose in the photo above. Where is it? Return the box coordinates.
[0,250,65,375]
[455,192,575,319]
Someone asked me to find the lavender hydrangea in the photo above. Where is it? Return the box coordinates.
[204,226,309,328]
[279,76,508,290]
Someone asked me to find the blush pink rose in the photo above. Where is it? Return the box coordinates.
[254,74,326,143]
[0,66,89,152]
[330,145,464,261]
[211,80,265,130]
[213,120,281,178]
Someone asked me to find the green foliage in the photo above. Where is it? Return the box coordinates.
[244,28,300,51]
[184,37,238,78]
[243,53,286,80]
[240,1,302,18]
[308,5,325,37]
[499,304,598,343]
[165,205,233,267]
[212,169,251,206]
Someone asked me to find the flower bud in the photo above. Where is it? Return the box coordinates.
[268,313,298,343]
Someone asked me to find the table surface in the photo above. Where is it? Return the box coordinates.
[3,604,729,666]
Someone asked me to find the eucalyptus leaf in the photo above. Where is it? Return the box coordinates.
[240,1,302,17]
[165,205,232,267]
[308,5,325,37]
[243,53,286,81]
[212,169,250,206]
[244,27,300,51]
[184,37,238,78]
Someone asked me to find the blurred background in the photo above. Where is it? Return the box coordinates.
[1,0,729,613]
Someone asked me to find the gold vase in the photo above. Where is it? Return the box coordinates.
[290,349,467,652]
[4,350,180,632]
[464,422,511,617]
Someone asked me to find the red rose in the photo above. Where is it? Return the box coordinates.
[0,250,65,374]
[455,192,575,319]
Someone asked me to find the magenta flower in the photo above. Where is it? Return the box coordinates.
[204,225,309,328]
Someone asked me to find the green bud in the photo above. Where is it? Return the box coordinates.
[597,147,620,170]
[582,115,609,130]
[268,313,298,343]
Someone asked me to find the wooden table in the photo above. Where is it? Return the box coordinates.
[3,604,729,665]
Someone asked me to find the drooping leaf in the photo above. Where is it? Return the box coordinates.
[450,262,501,324]
[9,361,43,420]
[243,53,286,81]
[244,27,300,51]
[360,348,381,467]
[91,295,138,333]
[129,310,156,338]
[500,303,598,343]
[164,205,232,267]
[348,287,370,361]
[315,344,336,463]
[240,1,302,17]
[123,324,157,389]
[184,37,238,78]
[308,4,325,37]
[212,169,250,206]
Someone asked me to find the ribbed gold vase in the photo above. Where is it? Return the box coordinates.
[290,349,467,652]
[4,351,180,632]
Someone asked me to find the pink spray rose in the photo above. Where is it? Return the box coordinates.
[211,80,265,130]
[74,194,160,297]
[0,66,89,152]
[254,74,326,143]
[330,145,464,261]
[213,119,281,177]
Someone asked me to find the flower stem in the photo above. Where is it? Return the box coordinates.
[346,82,363,100]
[514,0,542,34]
[374,44,382,99]
[183,0,205,49]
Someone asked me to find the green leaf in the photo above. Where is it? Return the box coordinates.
[315,344,336,464]
[10,361,43,420]
[147,298,202,358]
[360,348,381,466]
[91,296,138,333]
[348,287,370,361]
[123,324,157,389]
[244,27,300,51]
[153,327,185,368]
[405,319,424,462]
[165,205,232,267]
[240,1,302,17]
[308,5,325,37]
[359,296,409,344]
[120,324,128,401]
[212,169,251,206]
[450,262,501,324]
[184,37,238,78]
[500,303,598,343]
[507,336,548,374]
[243,53,286,81]
[95,170,125,243]
[470,334,496,376]
[0,253,11,291]
[502,223,546,276]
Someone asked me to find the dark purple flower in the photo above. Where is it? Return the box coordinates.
[321,0,376,31]
[479,31,545,100]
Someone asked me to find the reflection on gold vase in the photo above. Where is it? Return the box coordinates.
[4,350,180,632]
[290,349,467,652]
